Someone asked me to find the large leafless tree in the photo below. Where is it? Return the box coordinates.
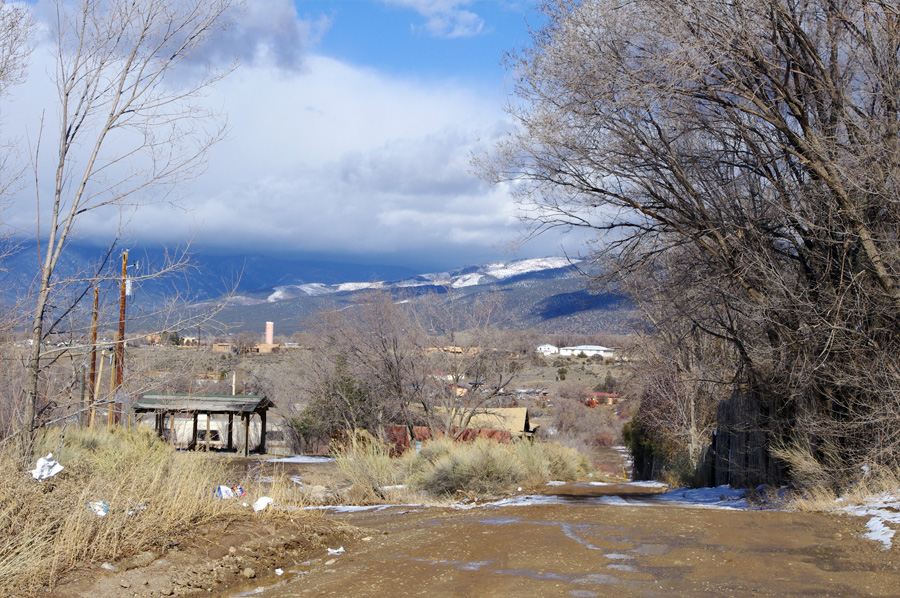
[21,0,239,460]
[483,0,900,483]
[299,290,520,443]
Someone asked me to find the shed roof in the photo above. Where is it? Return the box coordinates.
[464,407,532,436]
[132,393,271,414]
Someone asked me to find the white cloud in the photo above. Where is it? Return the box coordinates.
[193,0,329,70]
[384,0,485,38]
[0,1,575,269]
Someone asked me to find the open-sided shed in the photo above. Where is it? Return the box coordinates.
[132,393,273,455]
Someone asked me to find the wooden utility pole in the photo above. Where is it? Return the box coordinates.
[88,287,98,417]
[91,349,104,427]
[115,251,128,408]
[108,351,116,427]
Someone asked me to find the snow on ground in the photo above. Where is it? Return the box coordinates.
[451,273,483,288]
[838,492,900,549]
[337,281,382,292]
[625,480,668,489]
[267,455,334,464]
[652,485,748,510]
[308,483,749,513]
[481,257,573,280]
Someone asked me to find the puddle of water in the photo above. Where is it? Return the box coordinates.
[569,591,599,597]
[631,543,672,556]
[605,553,635,560]
[460,560,493,571]
[560,522,603,550]
[607,564,636,572]
[491,568,573,582]
[478,516,522,526]
[572,573,617,585]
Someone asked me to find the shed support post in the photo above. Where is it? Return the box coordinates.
[227,413,234,451]
[258,409,267,454]
[190,412,198,450]
[243,414,250,457]
[169,412,175,445]
[205,412,211,451]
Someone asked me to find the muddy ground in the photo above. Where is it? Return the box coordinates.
[46,457,900,598]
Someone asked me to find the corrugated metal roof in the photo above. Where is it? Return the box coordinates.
[132,393,271,414]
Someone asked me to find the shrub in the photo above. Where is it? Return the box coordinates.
[420,439,527,496]
[405,438,592,497]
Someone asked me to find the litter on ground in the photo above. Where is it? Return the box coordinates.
[87,501,109,516]
[252,497,274,512]
[30,453,64,481]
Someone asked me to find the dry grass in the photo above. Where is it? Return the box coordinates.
[514,440,592,485]
[0,427,304,597]
[403,438,592,497]
[332,436,593,500]
[772,443,900,512]
[332,438,399,501]
[415,438,529,496]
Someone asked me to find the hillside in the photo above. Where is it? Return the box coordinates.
[0,242,636,335]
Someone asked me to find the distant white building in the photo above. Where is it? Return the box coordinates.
[536,344,559,356]
[558,345,615,358]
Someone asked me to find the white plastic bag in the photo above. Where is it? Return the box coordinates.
[252,496,274,512]
[30,453,64,481]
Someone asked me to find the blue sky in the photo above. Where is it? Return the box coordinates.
[299,1,534,82]
[4,1,582,273]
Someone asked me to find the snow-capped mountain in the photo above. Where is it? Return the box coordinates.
[253,257,577,304]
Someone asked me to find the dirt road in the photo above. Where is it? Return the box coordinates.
[214,492,899,598]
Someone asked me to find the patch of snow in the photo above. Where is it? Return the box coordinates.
[864,518,895,549]
[482,257,573,280]
[545,480,567,486]
[267,287,290,302]
[653,486,748,510]
[839,491,900,549]
[297,283,332,296]
[267,455,334,464]
[626,480,668,488]
[337,281,382,292]
[597,496,642,507]
[451,273,483,288]
[307,504,424,513]
[226,295,265,306]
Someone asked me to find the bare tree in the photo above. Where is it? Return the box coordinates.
[416,292,519,438]
[296,290,522,444]
[21,0,239,460]
[482,0,900,484]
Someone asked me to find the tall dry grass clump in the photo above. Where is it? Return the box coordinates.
[772,442,900,511]
[0,427,248,596]
[332,438,399,501]
[404,438,592,497]
[332,437,593,500]
[514,440,592,484]
[419,438,528,496]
